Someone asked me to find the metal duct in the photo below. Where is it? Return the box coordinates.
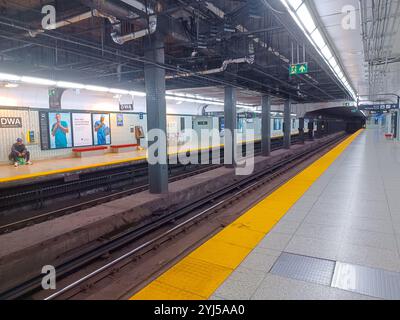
[28,9,121,37]
[80,0,138,20]
[120,0,154,15]
[166,55,255,79]
[111,14,157,44]
[28,11,94,37]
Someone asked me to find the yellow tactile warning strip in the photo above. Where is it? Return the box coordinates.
[0,138,265,184]
[130,130,363,300]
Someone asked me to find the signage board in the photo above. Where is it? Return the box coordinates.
[72,113,93,147]
[0,117,22,128]
[119,103,134,111]
[48,112,73,149]
[358,104,398,111]
[92,113,111,145]
[289,63,308,75]
[39,112,50,150]
[117,113,124,126]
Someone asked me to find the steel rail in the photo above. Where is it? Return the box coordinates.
[41,133,346,301]
[0,133,344,300]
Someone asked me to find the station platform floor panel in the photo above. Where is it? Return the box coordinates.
[130,128,400,300]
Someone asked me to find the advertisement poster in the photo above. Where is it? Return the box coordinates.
[72,113,93,147]
[92,113,111,145]
[117,114,124,127]
[48,112,72,149]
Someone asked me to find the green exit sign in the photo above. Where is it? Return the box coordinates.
[48,88,56,97]
[289,63,309,75]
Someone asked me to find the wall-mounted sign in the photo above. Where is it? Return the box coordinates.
[72,113,93,147]
[0,117,22,128]
[117,113,124,126]
[39,112,50,150]
[359,104,398,111]
[92,113,111,145]
[119,103,134,111]
[289,62,308,75]
[49,112,73,149]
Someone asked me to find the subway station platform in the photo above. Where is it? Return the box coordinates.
[0,139,259,186]
[0,135,293,186]
[0,146,148,185]
[131,127,400,300]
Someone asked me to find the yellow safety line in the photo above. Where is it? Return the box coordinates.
[130,130,363,300]
[0,136,277,184]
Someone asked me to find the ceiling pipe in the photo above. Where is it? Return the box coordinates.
[28,11,94,37]
[120,0,155,15]
[111,14,157,44]
[82,0,158,45]
[166,55,255,79]
[80,0,138,20]
[27,8,123,37]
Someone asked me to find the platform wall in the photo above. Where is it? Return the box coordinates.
[0,108,198,163]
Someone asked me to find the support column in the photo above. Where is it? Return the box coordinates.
[283,99,291,149]
[224,86,237,168]
[308,120,314,140]
[396,110,400,141]
[144,32,168,194]
[261,95,271,156]
[316,120,323,138]
[298,117,305,144]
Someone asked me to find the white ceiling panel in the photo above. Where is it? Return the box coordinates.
[310,0,368,97]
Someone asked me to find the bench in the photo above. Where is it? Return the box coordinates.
[110,144,138,153]
[73,146,108,157]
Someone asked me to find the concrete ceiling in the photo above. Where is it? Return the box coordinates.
[309,0,367,97]
[310,0,400,102]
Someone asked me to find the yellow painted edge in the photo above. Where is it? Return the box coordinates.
[130,129,363,300]
[0,134,289,184]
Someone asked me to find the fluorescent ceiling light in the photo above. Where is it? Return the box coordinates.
[56,81,85,89]
[311,29,325,49]
[333,65,341,74]
[21,76,56,86]
[279,0,357,100]
[321,46,333,60]
[328,56,337,68]
[129,90,146,97]
[109,88,130,95]
[0,70,149,97]
[4,83,19,88]
[288,0,303,11]
[0,73,21,81]
[84,85,110,92]
[297,3,316,33]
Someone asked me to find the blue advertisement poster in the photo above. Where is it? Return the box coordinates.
[92,113,111,145]
[48,112,72,149]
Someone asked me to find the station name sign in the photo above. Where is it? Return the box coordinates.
[358,104,398,111]
[0,116,22,128]
[119,103,134,111]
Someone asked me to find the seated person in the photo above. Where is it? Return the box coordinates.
[9,138,32,167]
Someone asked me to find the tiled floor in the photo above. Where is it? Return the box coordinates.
[211,127,400,300]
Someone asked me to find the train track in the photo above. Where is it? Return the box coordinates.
[0,132,346,300]
[0,136,304,234]
[0,136,300,213]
